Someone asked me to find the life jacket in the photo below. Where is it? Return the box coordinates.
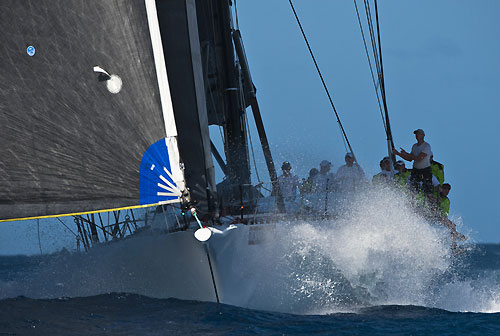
[433,190,450,217]
[372,173,384,185]
[431,161,445,185]
[394,170,411,186]
[415,191,427,208]
[372,171,391,185]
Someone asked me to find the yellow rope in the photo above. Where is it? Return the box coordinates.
[0,203,160,223]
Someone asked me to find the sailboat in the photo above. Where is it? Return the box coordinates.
[0,0,464,313]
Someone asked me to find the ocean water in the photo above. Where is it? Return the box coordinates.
[1,243,500,336]
[2,190,500,335]
[1,291,500,335]
[2,246,500,335]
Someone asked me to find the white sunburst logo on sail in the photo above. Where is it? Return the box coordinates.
[157,166,182,203]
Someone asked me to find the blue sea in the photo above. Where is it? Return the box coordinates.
[1,243,500,335]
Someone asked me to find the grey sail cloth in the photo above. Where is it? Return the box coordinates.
[0,0,169,220]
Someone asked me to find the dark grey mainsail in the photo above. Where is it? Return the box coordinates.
[0,0,185,220]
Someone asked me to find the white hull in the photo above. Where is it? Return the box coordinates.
[7,223,279,308]
[122,224,283,309]
[92,223,295,311]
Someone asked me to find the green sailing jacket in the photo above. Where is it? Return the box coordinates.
[434,190,450,217]
[372,173,389,185]
[431,161,445,185]
[394,170,411,187]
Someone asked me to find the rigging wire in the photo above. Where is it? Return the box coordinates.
[232,2,266,190]
[353,0,387,132]
[234,0,240,30]
[373,0,395,151]
[235,56,265,189]
[55,217,79,237]
[245,112,262,185]
[244,111,270,193]
[355,0,395,156]
[288,0,354,157]
[237,61,262,184]
[363,0,382,83]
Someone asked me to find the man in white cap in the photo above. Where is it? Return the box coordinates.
[277,161,300,199]
[335,152,366,192]
[393,128,433,194]
[313,160,335,193]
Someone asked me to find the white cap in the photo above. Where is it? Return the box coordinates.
[320,160,332,167]
[395,160,405,166]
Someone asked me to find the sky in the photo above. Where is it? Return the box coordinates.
[222,0,500,242]
[1,1,499,255]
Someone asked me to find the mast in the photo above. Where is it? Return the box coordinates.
[208,0,252,188]
[156,0,217,216]
[232,30,285,212]
[195,0,282,213]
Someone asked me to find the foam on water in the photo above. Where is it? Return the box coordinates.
[257,186,500,314]
[293,189,450,304]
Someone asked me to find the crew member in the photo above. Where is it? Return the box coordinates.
[313,160,335,193]
[431,183,467,251]
[393,129,433,194]
[372,157,394,185]
[433,183,451,217]
[430,155,445,185]
[277,161,300,199]
[300,168,318,194]
[335,152,366,192]
[393,160,411,187]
